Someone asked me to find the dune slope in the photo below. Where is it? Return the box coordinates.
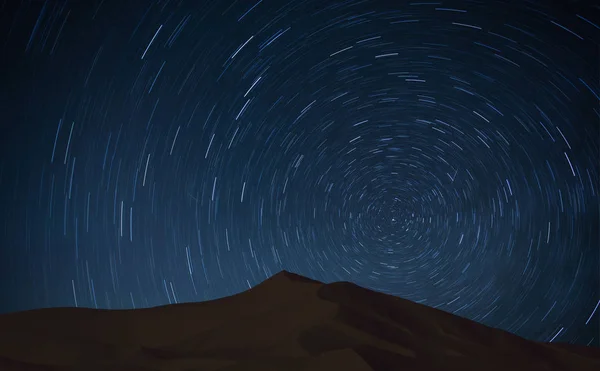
[0,271,598,371]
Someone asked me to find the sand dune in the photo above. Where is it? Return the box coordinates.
[0,271,597,370]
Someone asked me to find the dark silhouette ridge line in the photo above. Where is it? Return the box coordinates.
[0,270,598,371]
[270,270,323,284]
[0,270,320,317]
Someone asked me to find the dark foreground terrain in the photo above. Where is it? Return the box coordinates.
[0,271,598,370]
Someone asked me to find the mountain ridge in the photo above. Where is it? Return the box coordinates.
[0,270,597,371]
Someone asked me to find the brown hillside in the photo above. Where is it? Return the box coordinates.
[0,270,597,370]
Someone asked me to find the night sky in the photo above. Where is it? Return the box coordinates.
[0,0,599,347]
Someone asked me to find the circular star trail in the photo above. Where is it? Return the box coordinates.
[0,0,598,346]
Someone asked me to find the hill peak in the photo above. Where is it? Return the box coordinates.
[268,270,323,284]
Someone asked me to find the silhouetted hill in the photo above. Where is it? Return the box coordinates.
[0,270,597,370]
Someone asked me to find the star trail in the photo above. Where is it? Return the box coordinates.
[0,0,598,347]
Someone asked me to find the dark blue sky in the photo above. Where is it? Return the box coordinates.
[0,0,598,346]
